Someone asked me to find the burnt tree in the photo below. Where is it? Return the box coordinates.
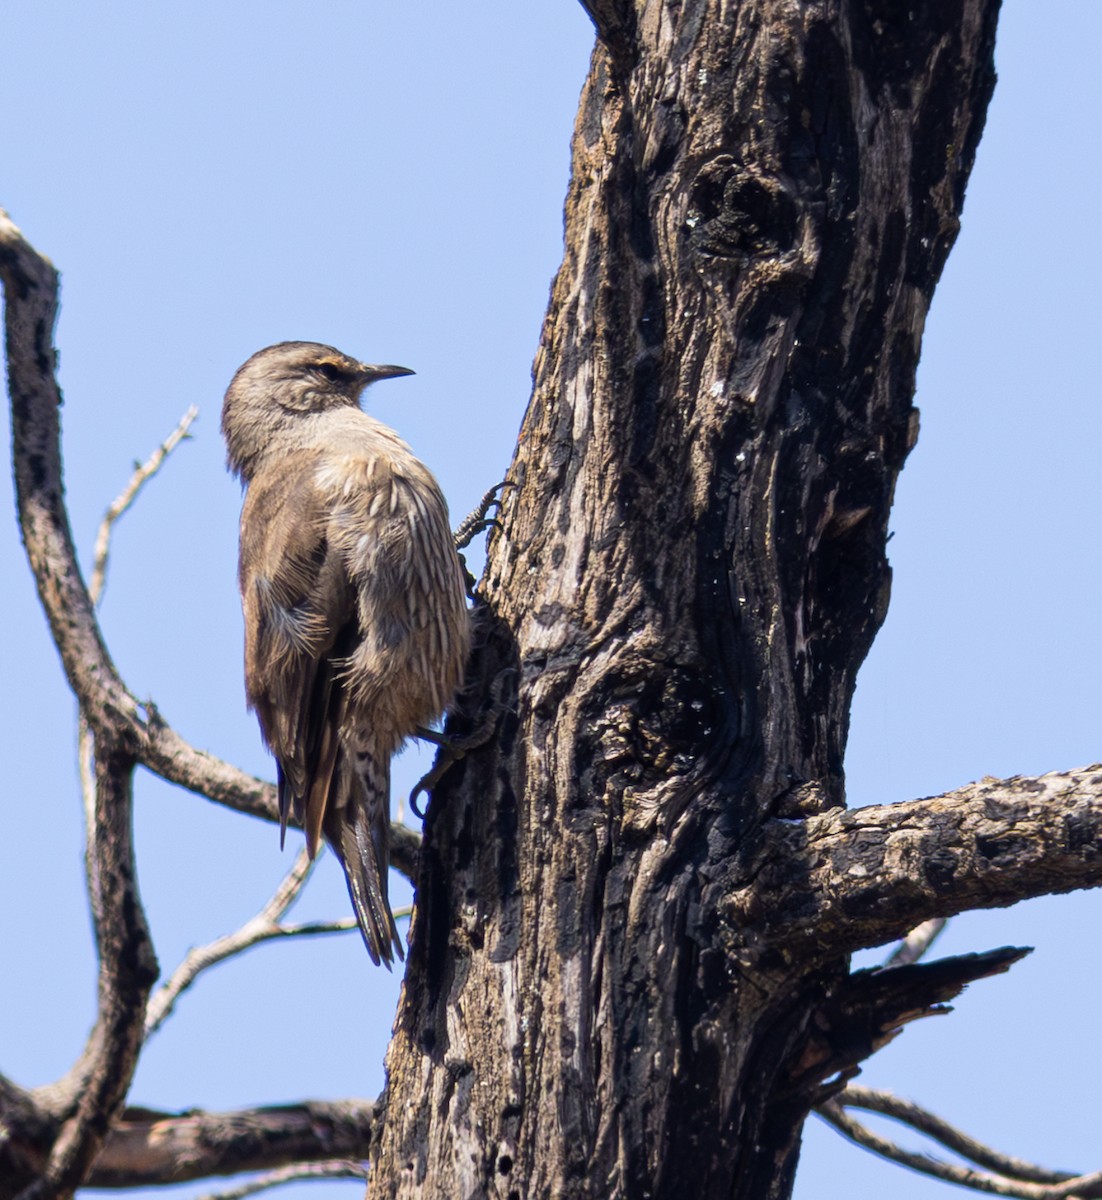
[375,1,1067,1197]
[4,2,1102,1199]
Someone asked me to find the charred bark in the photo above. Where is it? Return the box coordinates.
[374,2,1003,1198]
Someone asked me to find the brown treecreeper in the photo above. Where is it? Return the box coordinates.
[222,341,469,965]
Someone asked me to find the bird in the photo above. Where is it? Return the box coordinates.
[221,341,470,965]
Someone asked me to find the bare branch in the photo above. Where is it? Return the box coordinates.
[146,844,410,1036]
[89,405,199,605]
[95,1102,377,1190]
[0,1098,378,1195]
[0,215,422,887]
[818,1090,1102,1199]
[17,745,158,1200]
[834,1087,1091,1186]
[1,209,144,745]
[0,250,172,1189]
[145,848,315,1035]
[884,918,949,968]
[145,902,411,1032]
[78,406,201,945]
[795,948,1028,1106]
[140,723,420,883]
[724,765,1102,962]
[195,1161,368,1200]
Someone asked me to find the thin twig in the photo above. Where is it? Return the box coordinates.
[89,404,199,605]
[145,848,315,1035]
[884,917,949,967]
[819,1088,1102,1198]
[79,406,200,944]
[194,1160,368,1200]
[835,1086,1073,1183]
[145,845,411,1036]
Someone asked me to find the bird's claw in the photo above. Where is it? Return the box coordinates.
[409,718,495,819]
[453,480,514,551]
[408,669,515,818]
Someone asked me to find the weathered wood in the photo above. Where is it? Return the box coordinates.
[727,765,1102,960]
[374,2,1002,1197]
[0,1088,377,1197]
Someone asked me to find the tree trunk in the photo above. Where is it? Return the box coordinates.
[374,2,1001,1197]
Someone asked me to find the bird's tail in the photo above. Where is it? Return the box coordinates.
[324,746,404,967]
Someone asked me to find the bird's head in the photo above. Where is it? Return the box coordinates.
[221,341,414,481]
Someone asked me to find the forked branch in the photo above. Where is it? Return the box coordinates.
[146,848,412,1037]
[0,210,414,1198]
[0,207,419,879]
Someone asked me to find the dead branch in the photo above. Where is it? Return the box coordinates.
[819,1087,1102,1199]
[884,918,949,968]
[1,1097,377,1194]
[89,405,200,605]
[794,948,1028,1107]
[145,849,410,1037]
[724,765,1102,961]
[1,207,158,1194]
[195,1161,369,1200]
[145,847,316,1035]
[0,208,419,881]
[15,744,157,1200]
[79,404,200,918]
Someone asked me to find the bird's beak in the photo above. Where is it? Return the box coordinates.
[359,363,415,383]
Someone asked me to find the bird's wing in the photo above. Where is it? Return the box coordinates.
[239,458,356,851]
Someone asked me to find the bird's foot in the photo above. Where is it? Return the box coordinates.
[409,668,515,818]
[409,718,496,819]
[453,480,513,551]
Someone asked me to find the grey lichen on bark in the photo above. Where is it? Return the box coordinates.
[373,3,1008,1198]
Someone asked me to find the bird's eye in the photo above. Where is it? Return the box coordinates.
[317,362,347,383]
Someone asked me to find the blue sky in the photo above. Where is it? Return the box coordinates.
[0,5,1098,1199]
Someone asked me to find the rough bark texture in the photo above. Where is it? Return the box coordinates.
[727,764,1102,960]
[375,2,1003,1198]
